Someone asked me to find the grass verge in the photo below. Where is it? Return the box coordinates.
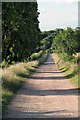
[53,53,79,88]
[2,53,48,114]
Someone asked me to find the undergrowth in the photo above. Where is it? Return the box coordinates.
[53,53,79,88]
[2,53,47,114]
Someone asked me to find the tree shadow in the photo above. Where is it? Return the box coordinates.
[18,87,79,96]
[60,67,64,70]
[65,73,75,78]
[3,109,78,119]
[44,62,55,65]
[17,73,30,78]
[61,67,69,72]
[29,76,68,80]
[36,71,62,74]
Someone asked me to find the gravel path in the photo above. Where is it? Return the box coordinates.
[4,54,78,118]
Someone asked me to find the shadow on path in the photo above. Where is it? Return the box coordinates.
[18,88,79,96]
[36,71,62,73]
[29,76,68,80]
[3,54,79,119]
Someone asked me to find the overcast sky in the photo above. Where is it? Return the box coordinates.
[37,0,79,31]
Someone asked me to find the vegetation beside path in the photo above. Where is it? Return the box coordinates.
[2,52,47,113]
[53,53,79,88]
[51,27,80,89]
[1,1,80,118]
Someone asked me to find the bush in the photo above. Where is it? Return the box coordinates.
[1,60,8,68]
[30,50,43,61]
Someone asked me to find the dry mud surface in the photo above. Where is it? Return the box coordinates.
[4,54,79,118]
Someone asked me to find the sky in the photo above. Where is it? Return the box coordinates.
[37,0,79,31]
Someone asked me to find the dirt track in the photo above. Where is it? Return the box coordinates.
[4,54,78,118]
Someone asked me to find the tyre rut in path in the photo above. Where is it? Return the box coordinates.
[4,54,78,118]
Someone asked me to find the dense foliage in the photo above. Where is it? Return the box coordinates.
[2,2,80,65]
[30,50,43,61]
[39,30,57,52]
[52,27,80,61]
[2,2,41,65]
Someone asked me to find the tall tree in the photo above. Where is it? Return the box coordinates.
[2,2,40,64]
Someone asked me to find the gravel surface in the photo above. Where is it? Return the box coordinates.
[4,54,79,118]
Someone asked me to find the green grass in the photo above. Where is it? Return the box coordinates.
[53,53,79,88]
[2,89,13,113]
[2,53,47,114]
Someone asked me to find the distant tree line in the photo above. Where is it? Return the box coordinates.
[40,27,80,62]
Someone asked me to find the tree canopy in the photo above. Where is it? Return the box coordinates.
[2,2,41,64]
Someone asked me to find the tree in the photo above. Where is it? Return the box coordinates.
[2,2,40,64]
[52,27,79,61]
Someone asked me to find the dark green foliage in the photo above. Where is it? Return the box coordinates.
[74,27,80,52]
[38,53,48,64]
[41,30,56,40]
[41,31,48,39]
[40,35,53,51]
[52,27,79,61]
[2,2,41,65]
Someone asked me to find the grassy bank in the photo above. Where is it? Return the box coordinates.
[2,53,47,113]
[53,53,79,88]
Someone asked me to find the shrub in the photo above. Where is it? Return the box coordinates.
[30,50,43,61]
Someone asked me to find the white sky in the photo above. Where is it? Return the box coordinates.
[37,0,79,31]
